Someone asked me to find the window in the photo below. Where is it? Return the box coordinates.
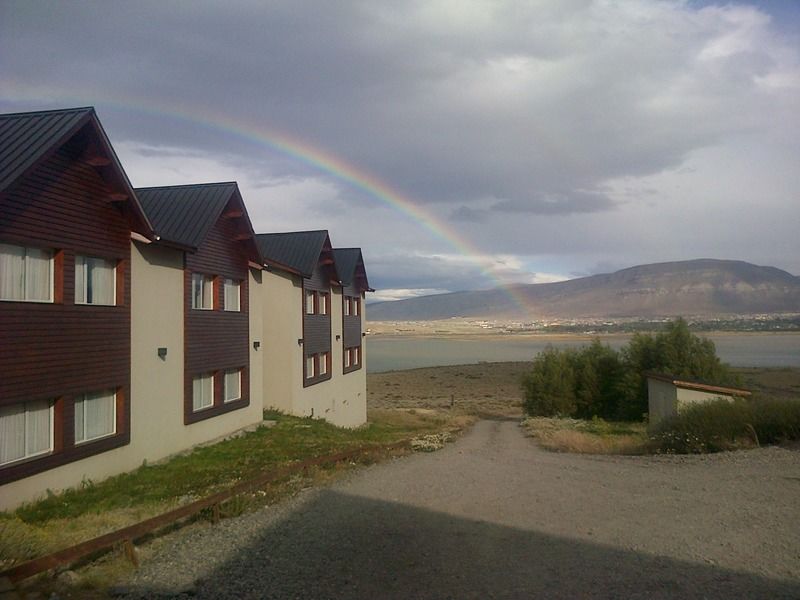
[306,355,315,379]
[0,243,52,302]
[319,292,328,315]
[344,346,361,372]
[224,279,240,312]
[75,256,116,305]
[0,400,53,466]
[192,274,213,310]
[192,374,214,411]
[74,390,116,444]
[344,297,351,316]
[306,353,330,380]
[306,290,316,315]
[353,298,360,317]
[319,353,328,375]
[224,369,241,402]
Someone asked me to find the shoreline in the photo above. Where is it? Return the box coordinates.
[365,329,798,342]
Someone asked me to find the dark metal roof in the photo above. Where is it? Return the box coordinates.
[333,248,371,291]
[255,230,330,278]
[0,106,154,237]
[0,107,92,192]
[136,182,240,250]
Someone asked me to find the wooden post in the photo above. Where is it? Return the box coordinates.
[212,503,221,524]
[121,539,139,568]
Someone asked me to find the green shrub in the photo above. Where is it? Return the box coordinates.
[652,397,800,453]
[521,318,739,422]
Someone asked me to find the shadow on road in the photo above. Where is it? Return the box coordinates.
[127,490,800,599]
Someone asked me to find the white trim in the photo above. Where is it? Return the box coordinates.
[74,390,117,445]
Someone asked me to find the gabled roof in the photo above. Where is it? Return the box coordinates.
[646,373,750,397]
[333,248,373,292]
[0,106,153,236]
[255,230,334,279]
[136,182,251,252]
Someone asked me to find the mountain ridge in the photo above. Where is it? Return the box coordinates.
[367,259,800,321]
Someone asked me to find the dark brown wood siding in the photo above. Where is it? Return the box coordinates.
[0,147,131,484]
[302,263,332,385]
[342,282,362,349]
[302,264,331,355]
[184,211,250,424]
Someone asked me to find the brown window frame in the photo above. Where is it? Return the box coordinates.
[0,387,130,486]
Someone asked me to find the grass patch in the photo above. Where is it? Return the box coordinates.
[522,416,648,454]
[652,397,800,454]
[0,409,453,572]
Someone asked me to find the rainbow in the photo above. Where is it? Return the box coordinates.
[1,85,533,313]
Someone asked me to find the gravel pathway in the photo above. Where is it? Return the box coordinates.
[117,421,800,599]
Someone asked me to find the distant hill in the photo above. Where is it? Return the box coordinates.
[367,259,800,321]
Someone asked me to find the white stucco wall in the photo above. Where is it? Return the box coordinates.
[0,243,265,510]
[647,378,678,425]
[260,270,367,428]
[676,388,733,410]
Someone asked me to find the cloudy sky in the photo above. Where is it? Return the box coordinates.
[2,1,798,301]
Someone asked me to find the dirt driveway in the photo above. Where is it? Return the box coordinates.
[123,420,800,599]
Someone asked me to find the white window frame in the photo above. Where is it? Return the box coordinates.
[344,348,351,368]
[192,274,214,310]
[305,290,316,315]
[75,255,116,306]
[192,373,215,411]
[344,297,351,316]
[0,400,54,466]
[306,355,316,379]
[353,298,360,317]
[224,369,242,403]
[0,243,54,303]
[74,390,117,444]
[353,346,360,366]
[223,279,240,312]
[319,353,328,375]
[318,292,328,315]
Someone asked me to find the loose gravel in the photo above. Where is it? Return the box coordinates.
[117,420,800,599]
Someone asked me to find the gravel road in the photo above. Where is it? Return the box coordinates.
[118,420,800,599]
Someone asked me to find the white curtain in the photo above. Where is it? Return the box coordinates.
[26,400,52,454]
[0,401,51,465]
[224,279,240,311]
[224,369,240,402]
[0,403,26,464]
[0,244,26,301]
[306,355,315,378]
[193,375,213,410]
[91,259,115,305]
[26,248,51,301]
[75,391,115,443]
[75,256,87,303]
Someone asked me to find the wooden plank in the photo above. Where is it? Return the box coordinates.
[0,440,411,583]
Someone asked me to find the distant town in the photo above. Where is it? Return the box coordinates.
[367,313,800,337]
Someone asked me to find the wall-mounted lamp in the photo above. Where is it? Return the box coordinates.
[335,334,341,341]
[362,332,366,337]
[157,347,168,360]
[253,341,261,350]
[297,338,304,345]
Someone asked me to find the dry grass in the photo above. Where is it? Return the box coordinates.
[522,417,649,455]
[368,362,528,418]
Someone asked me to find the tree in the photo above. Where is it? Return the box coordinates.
[617,318,737,420]
[521,346,577,416]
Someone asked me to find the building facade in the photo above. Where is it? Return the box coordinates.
[0,108,371,509]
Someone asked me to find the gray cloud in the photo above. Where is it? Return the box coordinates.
[2,0,798,290]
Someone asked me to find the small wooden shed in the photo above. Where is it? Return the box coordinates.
[646,373,751,425]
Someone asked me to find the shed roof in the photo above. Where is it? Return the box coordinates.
[0,106,153,236]
[136,182,246,251]
[646,373,751,397]
[333,248,373,292]
[255,230,333,278]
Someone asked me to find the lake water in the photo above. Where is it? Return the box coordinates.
[366,333,800,372]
